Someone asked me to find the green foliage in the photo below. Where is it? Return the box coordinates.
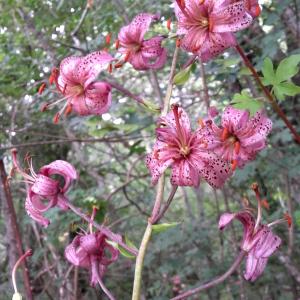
[152,222,181,234]
[173,63,196,86]
[231,90,264,116]
[261,55,300,100]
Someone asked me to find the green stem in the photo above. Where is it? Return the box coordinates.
[131,44,180,300]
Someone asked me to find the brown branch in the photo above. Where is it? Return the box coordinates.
[0,159,33,300]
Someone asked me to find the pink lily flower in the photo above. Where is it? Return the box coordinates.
[198,106,272,170]
[117,13,167,70]
[174,0,253,61]
[12,149,77,227]
[219,184,290,281]
[146,105,232,188]
[65,208,120,300]
[42,51,114,122]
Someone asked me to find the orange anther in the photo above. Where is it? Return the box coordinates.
[53,112,60,124]
[261,199,269,210]
[234,141,240,155]
[154,150,159,160]
[251,182,259,192]
[198,118,205,128]
[38,82,47,95]
[199,0,204,3]
[231,159,238,171]
[176,38,181,47]
[41,103,49,112]
[284,213,292,228]
[115,39,120,50]
[114,62,124,69]
[124,51,131,62]
[167,18,171,31]
[105,33,111,45]
[64,103,72,116]
[221,127,229,141]
[254,5,261,17]
[107,63,113,73]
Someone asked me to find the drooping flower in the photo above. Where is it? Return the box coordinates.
[65,208,120,299]
[146,105,232,188]
[117,13,167,70]
[11,149,77,226]
[174,0,253,61]
[41,51,114,122]
[198,106,272,170]
[219,184,289,281]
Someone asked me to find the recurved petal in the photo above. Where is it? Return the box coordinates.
[221,106,250,132]
[142,36,164,58]
[129,51,149,70]
[39,160,77,193]
[75,51,114,88]
[130,13,160,42]
[143,48,168,70]
[31,174,59,196]
[253,228,281,258]
[250,110,272,136]
[170,159,200,187]
[59,56,82,85]
[101,241,120,265]
[80,234,101,255]
[84,82,112,115]
[244,252,268,281]
[145,152,174,185]
[25,192,50,227]
[211,1,253,33]
[193,151,232,188]
[218,212,236,230]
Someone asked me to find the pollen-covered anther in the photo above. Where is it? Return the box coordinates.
[114,62,124,69]
[124,51,131,62]
[284,213,292,228]
[198,118,205,128]
[254,5,261,17]
[105,33,111,45]
[53,112,60,124]
[221,127,229,141]
[38,83,47,95]
[251,182,259,192]
[115,39,120,50]
[64,103,73,116]
[199,0,205,4]
[49,68,59,85]
[234,141,240,155]
[41,103,49,112]
[231,159,237,171]
[176,38,181,48]
[107,63,113,73]
[167,18,172,31]
[261,199,269,210]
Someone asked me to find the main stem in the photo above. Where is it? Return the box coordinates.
[131,45,180,300]
[171,251,246,300]
[235,44,300,144]
[0,159,33,300]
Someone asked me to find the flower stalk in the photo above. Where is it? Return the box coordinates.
[131,44,180,300]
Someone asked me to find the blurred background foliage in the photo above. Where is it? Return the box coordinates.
[0,0,299,299]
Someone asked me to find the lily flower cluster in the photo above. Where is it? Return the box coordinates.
[146,105,271,188]
[174,0,260,61]
[219,184,291,281]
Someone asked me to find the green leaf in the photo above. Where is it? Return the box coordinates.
[261,57,276,85]
[173,65,192,85]
[277,82,300,96]
[275,54,300,83]
[152,222,180,234]
[231,90,264,116]
[295,210,300,228]
[273,86,285,101]
[106,238,137,259]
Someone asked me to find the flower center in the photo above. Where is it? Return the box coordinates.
[180,145,190,157]
[69,84,84,96]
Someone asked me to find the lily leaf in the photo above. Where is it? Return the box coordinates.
[152,222,180,234]
[173,64,193,86]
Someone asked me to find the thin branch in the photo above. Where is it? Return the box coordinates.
[170,251,246,300]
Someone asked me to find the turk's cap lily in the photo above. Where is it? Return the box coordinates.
[65,231,121,286]
[146,105,232,188]
[117,13,167,70]
[41,51,114,120]
[174,0,253,61]
[11,150,77,226]
[198,106,272,169]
